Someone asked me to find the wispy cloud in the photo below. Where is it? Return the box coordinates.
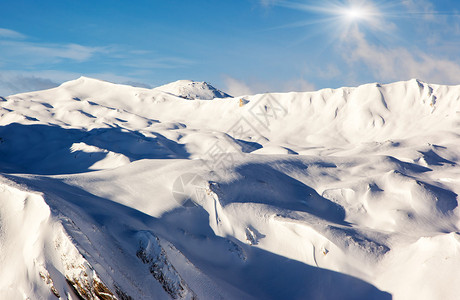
[0,40,107,64]
[0,28,26,39]
[120,56,195,69]
[25,43,105,62]
[342,27,460,85]
[223,75,316,96]
[0,28,194,72]
[223,76,254,96]
[282,78,316,92]
[0,28,109,66]
[0,70,153,96]
[401,0,460,50]
[271,0,460,86]
[401,0,436,20]
[0,73,59,96]
[0,69,87,96]
[316,64,341,80]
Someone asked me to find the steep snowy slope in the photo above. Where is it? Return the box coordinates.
[1,77,460,299]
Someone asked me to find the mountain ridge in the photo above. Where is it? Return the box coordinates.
[1,77,460,299]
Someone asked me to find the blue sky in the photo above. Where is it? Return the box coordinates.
[0,0,459,96]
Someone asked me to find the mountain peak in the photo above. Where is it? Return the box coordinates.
[153,80,232,100]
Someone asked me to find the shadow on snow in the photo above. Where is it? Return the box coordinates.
[0,123,189,175]
[5,174,391,300]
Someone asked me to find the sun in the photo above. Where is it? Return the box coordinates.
[344,7,366,20]
[340,5,373,23]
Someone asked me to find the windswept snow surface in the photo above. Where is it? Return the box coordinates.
[1,76,460,299]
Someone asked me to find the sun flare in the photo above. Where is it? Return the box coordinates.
[339,3,377,24]
[344,7,366,20]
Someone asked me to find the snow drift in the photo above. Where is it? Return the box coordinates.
[1,76,460,299]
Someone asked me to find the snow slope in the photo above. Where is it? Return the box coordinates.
[1,76,460,299]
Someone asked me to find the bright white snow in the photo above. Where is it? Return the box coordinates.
[1,76,460,299]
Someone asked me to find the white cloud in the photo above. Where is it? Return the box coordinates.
[0,33,193,71]
[401,0,436,20]
[281,78,316,92]
[223,75,316,96]
[0,29,106,64]
[35,43,105,62]
[120,57,195,69]
[0,41,106,63]
[0,70,153,96]
[0,28,26,39]
[400,0,460,43]
[342,27,460,85]
[316,64,341,79]
[0,74,58,96]
[0,69,86,96]
[223,76,254,96]
[0,28,108,65]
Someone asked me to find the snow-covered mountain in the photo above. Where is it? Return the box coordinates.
[1,76,460,299]
[153,79,232,100]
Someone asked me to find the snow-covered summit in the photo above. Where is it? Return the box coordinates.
[61,76,112,87]
[153,79,232,100]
